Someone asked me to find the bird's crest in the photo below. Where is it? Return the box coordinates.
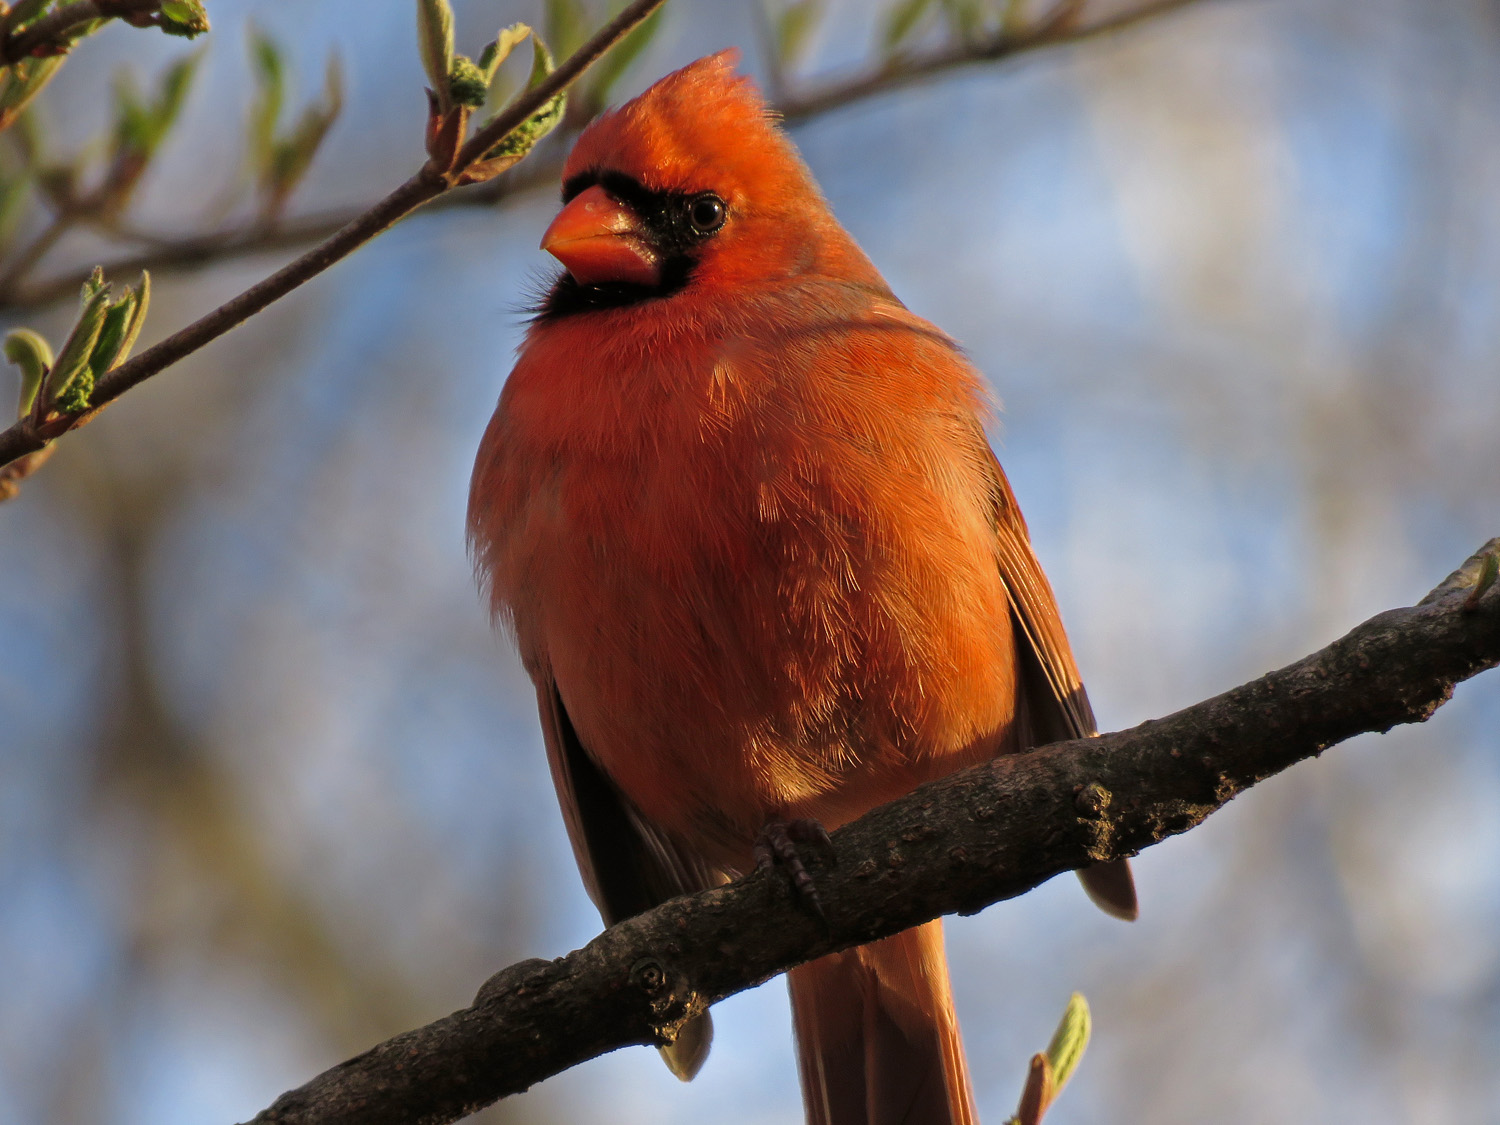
[564,50,814,209]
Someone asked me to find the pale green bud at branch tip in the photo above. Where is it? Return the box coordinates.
[417,0,456,113]
[159,0,210,38]
[1043,992,1091,1095]
[5,329,52,421]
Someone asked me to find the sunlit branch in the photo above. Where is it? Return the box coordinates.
[241,541,1499,1125]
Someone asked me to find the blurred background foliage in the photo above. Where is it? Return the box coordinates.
[1,0,1498,1122]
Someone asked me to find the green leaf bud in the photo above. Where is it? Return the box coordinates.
[483,35,565,162]
[1043,992,1090,1095]
[477,23,531,84]
[159,0,210,37]
[4,328,52,420]
[417,0,456,112]
[448,55,487,108]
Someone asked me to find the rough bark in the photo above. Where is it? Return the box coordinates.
[242,540,1499,1125]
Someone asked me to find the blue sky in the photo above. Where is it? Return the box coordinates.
[1,1,1498,1123]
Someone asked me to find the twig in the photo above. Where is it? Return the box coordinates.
[0,0,667,475]
[0,208,72,292]
[240,539,1500,1125]
[1,152,563,308]
[779,0,1210,122]
[1,0,160,62]
[0,0,1212,310]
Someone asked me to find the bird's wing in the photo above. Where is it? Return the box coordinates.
[536,678,722,1078]
[536,678,725,924]
[976,437,1139,921]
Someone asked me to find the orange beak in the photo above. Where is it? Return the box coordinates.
[541,184,661,288]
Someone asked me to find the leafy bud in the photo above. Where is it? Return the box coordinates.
[1043,992,1090,1095]
[417,0,456,112]
[46,268,112,413]
[159,0,210,37]
[448,55,487,108]
[4,328,52,420]
[477,23,531,84]
[85,271,150,385]
[483,35,565,162]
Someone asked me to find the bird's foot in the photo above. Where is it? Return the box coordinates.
[753,818,835,921]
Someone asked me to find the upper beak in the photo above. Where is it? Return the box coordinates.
[541,184,661,288]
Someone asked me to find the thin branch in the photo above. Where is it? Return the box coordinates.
[0,0,160,62]
[0,0,1212,310]
[0,208,72,288]
[778,0,1212,123]
[0,0,667,476]
[0,154,563,309]
[239,540,1500,1125]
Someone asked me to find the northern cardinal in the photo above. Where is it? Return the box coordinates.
[469,51,1135,1125]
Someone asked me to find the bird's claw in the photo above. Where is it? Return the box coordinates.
[754,818,835,921]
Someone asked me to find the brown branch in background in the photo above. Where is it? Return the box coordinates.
[0,0,667,476]
[0,0,1212,310]
[4,158,560,308]
[779,0,1209,122]
[241,541,1500,1125]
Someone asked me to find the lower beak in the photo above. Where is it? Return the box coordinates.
[541,184,661,288]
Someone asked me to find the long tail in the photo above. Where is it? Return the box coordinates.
[788,920,978,1125]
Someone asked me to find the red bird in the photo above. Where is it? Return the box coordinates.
[469,52,1135,1125]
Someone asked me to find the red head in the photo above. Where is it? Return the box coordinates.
[538,51,881,314]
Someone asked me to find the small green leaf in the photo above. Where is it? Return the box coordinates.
[448,55,488,108]
[585,4,664,107]
[159,0,210,37]
[774,0,824,70]
[1043,992,1090,1096]
[46,268,112,412]
[0,55,66,131]
[483,34,566,162]
[115,51,201,159]
[112,271,150,368]
[417,0,456,110]
[4,328,52,420]
[248,26,286,174]
[544,0,589,62]
[882,0,934,54]
[265,55,343,205]
[477,23,531,84]
[85,292,136,384]
[153,51,200,138]
[938,0,981,41]
[0,170,30,249]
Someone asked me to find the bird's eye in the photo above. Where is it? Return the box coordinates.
[686,194,726,234]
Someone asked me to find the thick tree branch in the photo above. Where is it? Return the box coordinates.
[241,539,1500,1125]
[0,0,1214,310]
